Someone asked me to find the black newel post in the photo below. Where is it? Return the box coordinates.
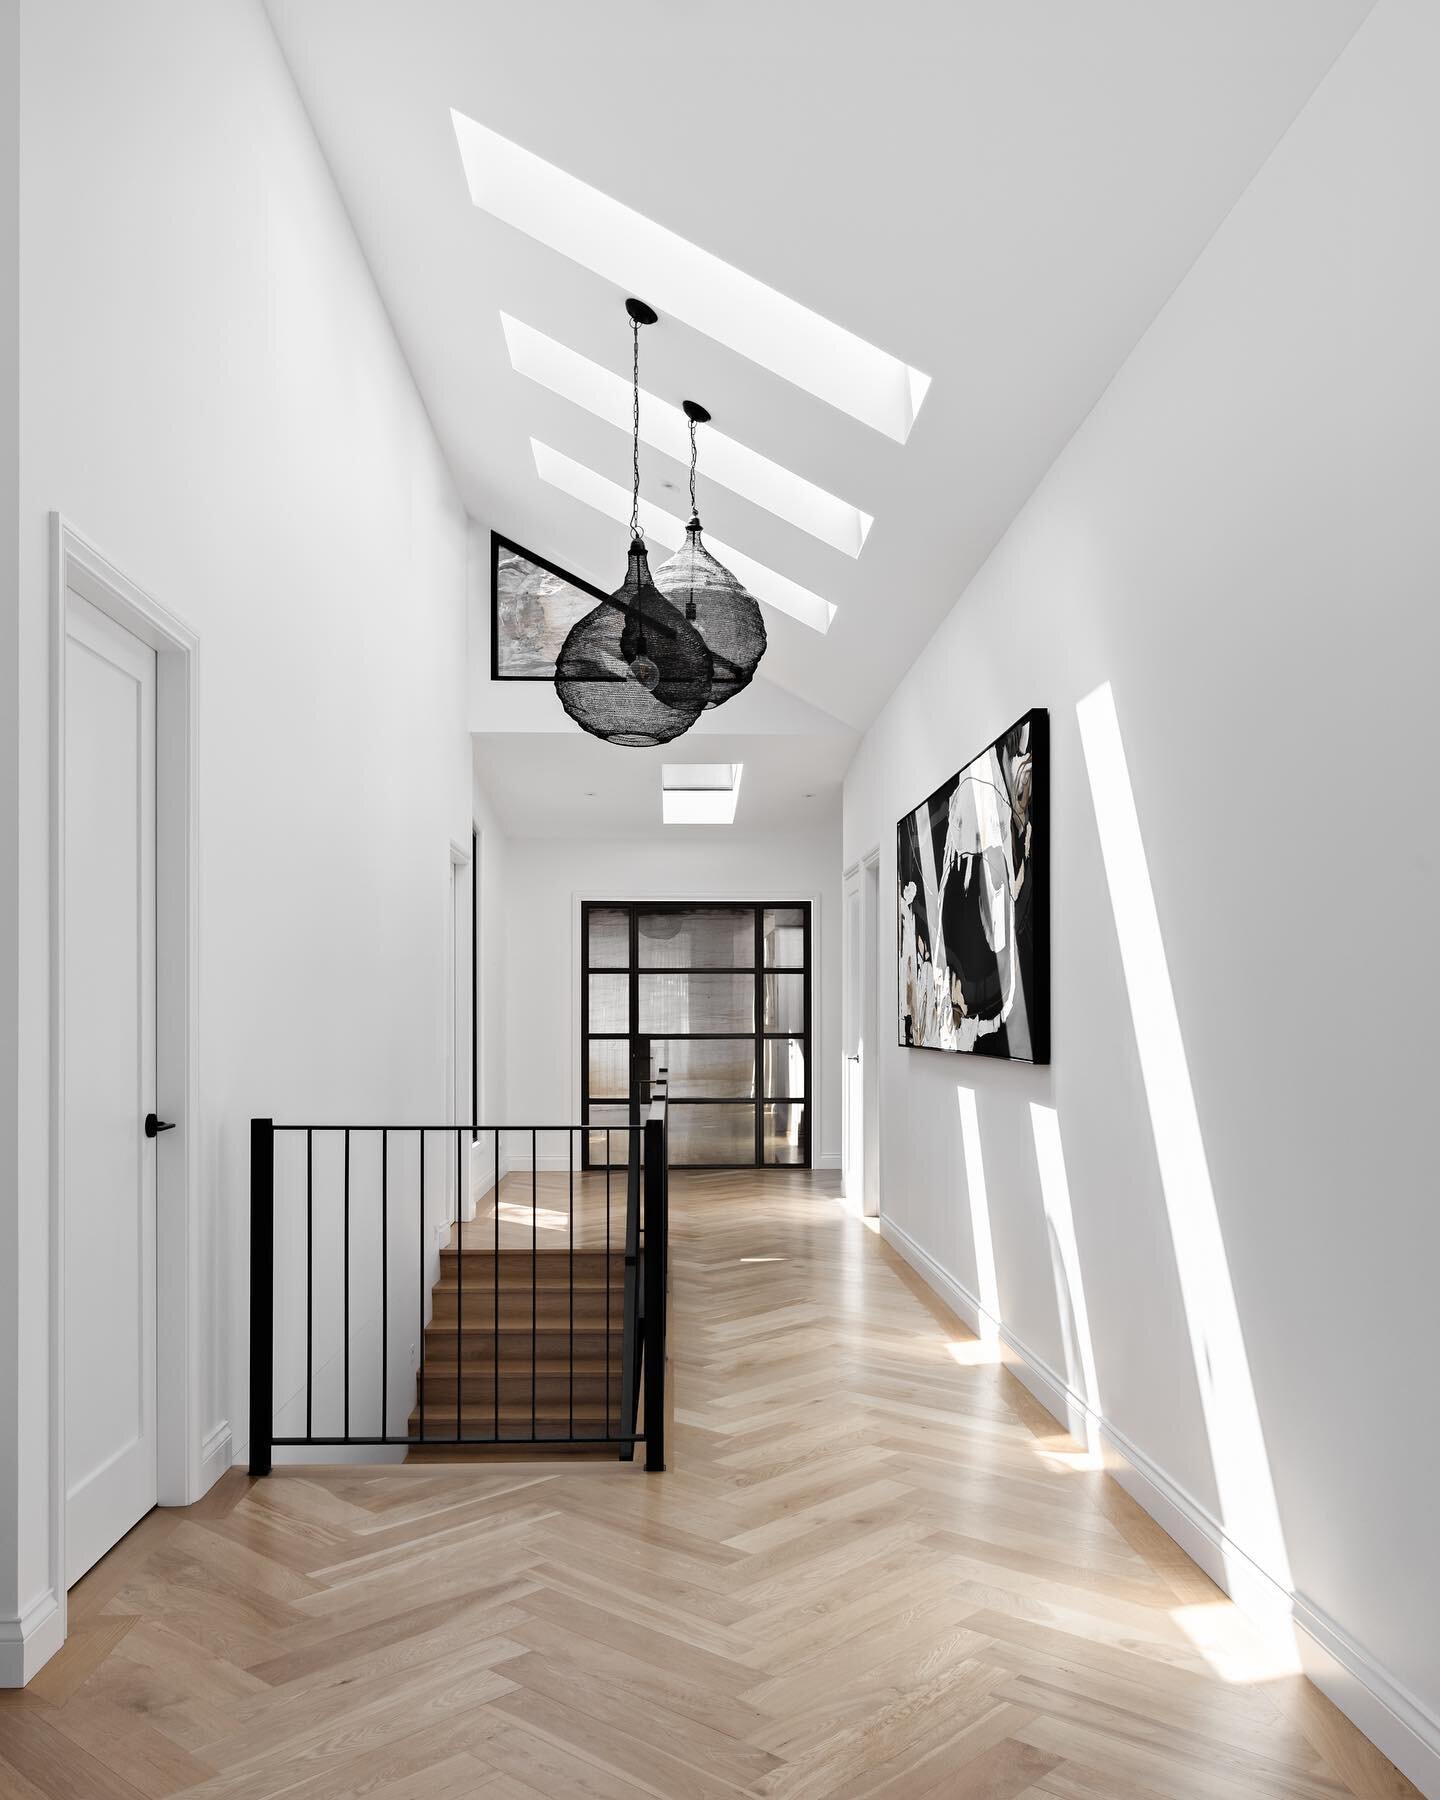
[248,1117,274,1478]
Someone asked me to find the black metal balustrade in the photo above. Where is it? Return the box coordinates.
[248,1085,668,1474]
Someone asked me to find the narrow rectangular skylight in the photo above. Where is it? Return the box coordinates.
[501,314,871,556]
[530,440,836,635]
[454,111,930,443]
[662,763,743,825]
[662,763,736,789]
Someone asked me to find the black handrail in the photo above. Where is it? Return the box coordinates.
[247,1109,668,1473]
[642,1087,668,1473]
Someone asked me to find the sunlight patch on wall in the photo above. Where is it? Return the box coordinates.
[1077,680,1297,1654]
[1030,1102,1102,1454]
[956,1086,1000,1344]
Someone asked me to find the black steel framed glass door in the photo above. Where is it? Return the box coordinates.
[582,902,811,1169]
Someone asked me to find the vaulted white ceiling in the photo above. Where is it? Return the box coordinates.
[266,0,1370,732]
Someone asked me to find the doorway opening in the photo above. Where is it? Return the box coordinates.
[581,901,812,1170]
[447,837,473,1223]
[50,518,201,1643]
[843,853,881,1217]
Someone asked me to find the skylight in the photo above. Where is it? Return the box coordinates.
[662,763,743,826]
[501,314,873,556]
[453,112,930,443]
[530,440,836,635]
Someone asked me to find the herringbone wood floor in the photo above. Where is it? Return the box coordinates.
[0,1170,1419,1799]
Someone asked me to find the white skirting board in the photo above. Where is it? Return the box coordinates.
[0,1589,64,1688]
[878,1211,1440,1800]
[198,1421,232,1497]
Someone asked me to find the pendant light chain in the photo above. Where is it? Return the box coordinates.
[629,318,642,539]
[653,396,768,709]
[628,316,648,658]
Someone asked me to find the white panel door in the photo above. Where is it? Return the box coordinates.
[64,591,159,1585]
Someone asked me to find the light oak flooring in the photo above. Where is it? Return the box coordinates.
[1,1169,1420,1799]
[459,1165,640,1252]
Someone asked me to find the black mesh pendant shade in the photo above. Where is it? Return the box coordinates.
[653,515,767,708]
[554,537,714,747]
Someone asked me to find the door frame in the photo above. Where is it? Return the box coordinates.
[861,849,882,1218]
[570,887,829,1172]
[446,836,473,1220]
[842,849,882,1217]
[49,516,202,1644]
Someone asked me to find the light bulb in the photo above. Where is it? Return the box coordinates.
[628,655,660,691]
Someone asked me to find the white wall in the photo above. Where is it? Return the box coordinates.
[471,743,510,1156]
[0,0,23,1673]
[492,825,842,1170]
[843,3,1440,1788]
[3,0,471,1670]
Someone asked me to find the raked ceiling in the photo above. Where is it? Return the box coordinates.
[265,0,1369,733]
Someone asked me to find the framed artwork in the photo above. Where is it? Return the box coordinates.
[897,708,1049,1063]
[491,533,607,680]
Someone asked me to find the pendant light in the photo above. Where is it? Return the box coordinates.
[652,401,767,708]
[554,300,714,746]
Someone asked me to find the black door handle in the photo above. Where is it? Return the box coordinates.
[145,1113,176,1138]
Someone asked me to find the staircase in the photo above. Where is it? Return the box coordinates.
[246,1099,666,1475]
[407,1237,628,1457]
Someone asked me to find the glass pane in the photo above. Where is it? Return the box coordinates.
[639,973,753,1034]
[763,972,804,1033]
[656,1039,755,1099]
[668,1103,754,1166]
[638,906,755,969]
[764,1103,806,1165]
[764,907,805,967]
[587,907,630,968]
[588,973,629,1033]
[763,1038,806,1099]
[585,1104,631,1167]
[587,1039,630,1101]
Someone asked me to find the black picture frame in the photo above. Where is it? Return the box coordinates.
[896,708,1050,1064]
[490,532,608,681]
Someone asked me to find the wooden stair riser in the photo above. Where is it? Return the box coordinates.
[420,1326,621,1367]
[428,1288,623,1329]
[416,1367,622,1408]
[408,1402,622,1436]
[439,1248,626,1282]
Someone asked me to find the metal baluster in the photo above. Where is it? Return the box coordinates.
[247,1119,274,1477]
[644,1114,666,1472]
[568,1127,574,1443]
[455,1128,462,1445]
[531,1128,537,1443]
[605,1130,611,1443]
[380,1129,388,1440]
[418,1131,426,1446]
[305,1128,313,1443]
[493,1127,499,1442]
[343,1129,350,1442]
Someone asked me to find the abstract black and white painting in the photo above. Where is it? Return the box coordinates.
[897,710,1049,1063]
[491,534,606,680]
